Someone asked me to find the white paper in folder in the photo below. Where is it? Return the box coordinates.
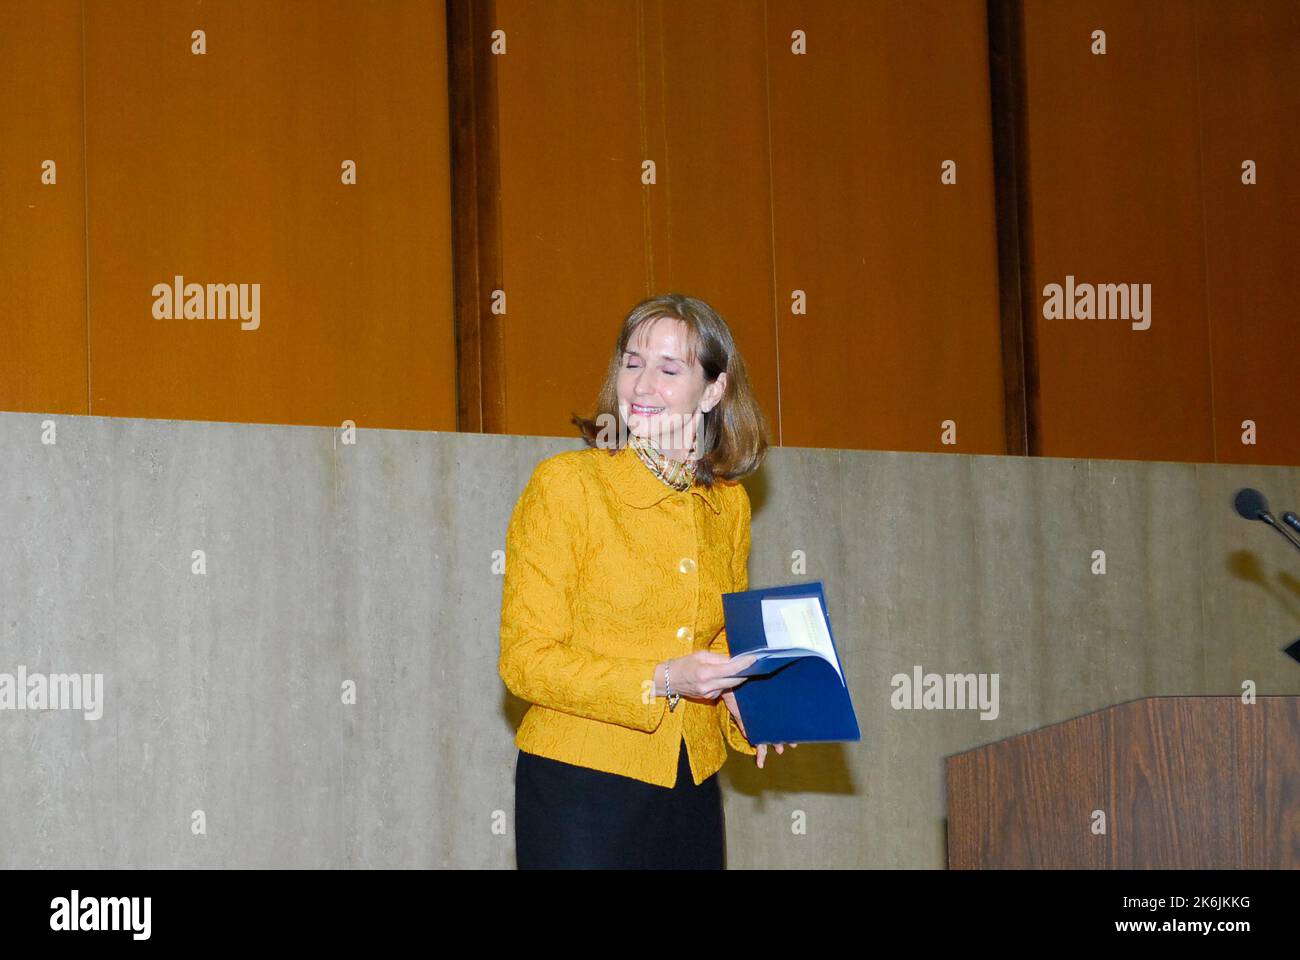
[758,595,844,684]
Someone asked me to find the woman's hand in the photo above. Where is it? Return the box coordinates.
[754,741,797,768]
[658,651,757,700]
[720,688,799,768]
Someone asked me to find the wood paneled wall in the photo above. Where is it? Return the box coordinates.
[1,0,457,430]
[1,0,87,414]
[1023,0,1300,465]
[490,0,1007,454]
[3,1,1297,466]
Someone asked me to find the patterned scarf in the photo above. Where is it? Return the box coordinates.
[627,430,698,491]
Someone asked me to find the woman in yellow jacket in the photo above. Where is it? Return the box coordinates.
[499,293,795,870]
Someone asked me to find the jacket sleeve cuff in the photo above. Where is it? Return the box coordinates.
[717,698,758,755]
[500,650,670,733]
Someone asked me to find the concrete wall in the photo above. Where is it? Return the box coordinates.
[3,411,1299,868]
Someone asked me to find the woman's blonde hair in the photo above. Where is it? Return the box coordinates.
[571,293,769,485]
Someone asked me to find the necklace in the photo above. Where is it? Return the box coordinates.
[627,430,698,491]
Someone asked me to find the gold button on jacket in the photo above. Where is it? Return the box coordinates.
[498,443,757,788]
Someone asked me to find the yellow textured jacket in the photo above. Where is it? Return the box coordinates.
[498,442,758,788]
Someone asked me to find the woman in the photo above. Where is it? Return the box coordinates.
[499,293,796,870]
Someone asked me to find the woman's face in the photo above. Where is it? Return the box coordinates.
[616,315,726,457]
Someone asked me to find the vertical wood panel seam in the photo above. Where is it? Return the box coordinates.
[762,0,782,446]
[474,0,486,431]
[1190,2,1218,463]
[447,0,469,430]
[448,0,491,432]
[488,0,504,429]
[656,0,672,286]
[986,0,1034,457]
[1013,2,1038,457]
[80,0,91,414]
[636,0,654,293]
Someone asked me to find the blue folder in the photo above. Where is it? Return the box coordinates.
[720,580,861,745]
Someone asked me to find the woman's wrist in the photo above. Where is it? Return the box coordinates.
[655,659,675,699]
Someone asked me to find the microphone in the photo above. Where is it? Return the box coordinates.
[1233,488,1300,555]
[1234,490,1300,666]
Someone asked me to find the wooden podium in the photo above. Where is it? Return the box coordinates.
[946,696,1300,868]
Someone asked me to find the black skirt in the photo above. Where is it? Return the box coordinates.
[514,738,725,869]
